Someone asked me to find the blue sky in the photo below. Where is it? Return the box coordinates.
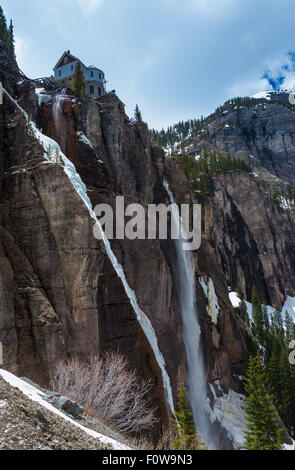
[2,0,295,129]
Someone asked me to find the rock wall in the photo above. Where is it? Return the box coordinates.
[3,40,293,442]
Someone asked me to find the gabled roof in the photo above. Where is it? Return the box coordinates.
[53,51,87,71]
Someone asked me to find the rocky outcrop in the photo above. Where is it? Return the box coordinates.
[194,103,295,185]
[165,159,250,391]
[2,41,294,446]
[0,47,184,431]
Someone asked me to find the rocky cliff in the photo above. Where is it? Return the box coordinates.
[174,97,295,308]
[1,41,294,447]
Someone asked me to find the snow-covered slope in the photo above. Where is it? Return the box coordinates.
[0,369,130,450]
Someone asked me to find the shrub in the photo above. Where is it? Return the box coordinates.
[50,351,158,436]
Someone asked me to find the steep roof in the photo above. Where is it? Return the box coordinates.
[53,51,86,71]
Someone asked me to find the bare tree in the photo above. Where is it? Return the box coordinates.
[50,351,158,435]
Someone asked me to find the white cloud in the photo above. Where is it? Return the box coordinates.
[227,77,270,98]
[77,0,103,16]
[227,50,295,98]
[189,0,237,18]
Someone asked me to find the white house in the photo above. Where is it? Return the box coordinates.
[53,50,106,98]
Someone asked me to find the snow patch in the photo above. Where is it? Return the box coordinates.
[209,381,246,450]
[251,91,271,101]
[229,292,242,309]
[0,369,130,450]
[229,289,295,324]
[199,277,208,297]
[282,296,295,321]
[284,439,295,450]
[207,279,220,325]
[77,131,95,150]
[199,277,220,324]
[35,87,52,106]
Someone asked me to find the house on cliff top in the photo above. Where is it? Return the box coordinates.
[54,50,106,98]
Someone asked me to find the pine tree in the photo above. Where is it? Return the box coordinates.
[171,383,205,450]
[251,287,264,345]
[0,6,8,44]
[243,353,283,450]
[134,104,143,123]
[285,311,293,344]
[8,20,15,58]
[72,62,85,96]
[277,348,294,433]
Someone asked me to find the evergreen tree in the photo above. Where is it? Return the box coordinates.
[72,62,85,96]
[0,6,8,44]
[0,7,15,57]
[252,287,264,345]
[8,20,15,58]
[267,350,280,400]
[134,104,142,123]
[285,311,293,344]
[171,383,205,450]
[278,348,293,426]
[243,353,283,450]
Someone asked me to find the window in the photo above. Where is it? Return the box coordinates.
[99,73,102,80]
[90,85,94,94]
[91,71,94,78]
[59,70,61,77]
[64,57,68,63]
[98,87,101,96]
[71,65,74,71]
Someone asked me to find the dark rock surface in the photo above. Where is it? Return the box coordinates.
[194,103,295,185]
[1,41,294,445]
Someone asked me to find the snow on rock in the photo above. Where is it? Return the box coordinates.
[76,132,104,164]
[199,277,220,324]
[209,381,247,450]
[207,279,220,325]
[282,296,295,321]
[76,131,95,150]
[244,300,253,322]
[35,87,52,106]
[0,369,130,450]
[199,277,208,297]
[251,91,271,100]
[2,87,176,419]
[229,292,242,309]
[284,439,295,450]
[228,289,292,324]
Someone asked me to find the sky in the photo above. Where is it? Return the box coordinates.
[2,0,295,129]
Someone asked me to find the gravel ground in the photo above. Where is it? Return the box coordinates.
[0,377,112,450]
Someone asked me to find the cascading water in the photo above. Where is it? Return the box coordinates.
[3,88,176,420]
[164,179,218,448]
[52,88,68,152]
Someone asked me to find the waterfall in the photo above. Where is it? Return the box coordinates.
[163,179,217,447]
[3,88,176,419]
[52,88,67,152]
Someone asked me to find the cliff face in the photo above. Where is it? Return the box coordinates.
[0,43,185,431]
[181,98,295,308]
[1,41,294,445]
[195,102,295,185]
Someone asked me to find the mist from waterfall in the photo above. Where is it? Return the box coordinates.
[164,179,217,448]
